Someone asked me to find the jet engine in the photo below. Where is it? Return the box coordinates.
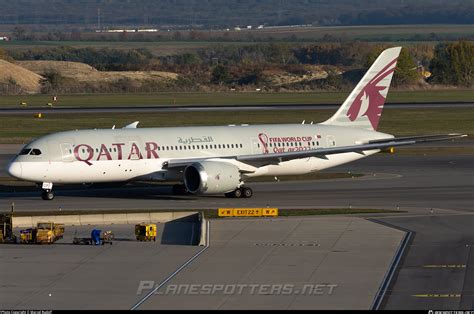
[184,161,241,195]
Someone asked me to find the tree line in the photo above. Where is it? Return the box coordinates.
[1,41,472,94]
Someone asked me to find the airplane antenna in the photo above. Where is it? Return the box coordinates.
[112,125,115,129]
[301,120,305,124]
[310,121,313,124]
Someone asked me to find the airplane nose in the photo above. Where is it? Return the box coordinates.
[7,161,22,179]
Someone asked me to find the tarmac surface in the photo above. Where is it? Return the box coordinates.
[0,143,473,310]
[0,216,405,310]
[0,102,473,114]
[0,152,472,212]
[374,214,474,310]
[0,221,202,310]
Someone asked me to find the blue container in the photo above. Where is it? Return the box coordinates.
[91,229,102,245]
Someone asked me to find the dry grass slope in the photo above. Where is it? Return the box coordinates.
[0,59,43,93]
[17,60,179,82]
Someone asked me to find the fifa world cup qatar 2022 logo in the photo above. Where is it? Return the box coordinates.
[258,133,269,154]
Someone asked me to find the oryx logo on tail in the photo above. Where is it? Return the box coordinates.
[346,57,398,130]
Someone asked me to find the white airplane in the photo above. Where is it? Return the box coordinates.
[7,47,466,200]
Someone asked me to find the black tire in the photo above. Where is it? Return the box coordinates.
[41,191,54,200]
[233,188,242,198]
[242,187,253,198]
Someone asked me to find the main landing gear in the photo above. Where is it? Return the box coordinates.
[41,182,54,200]
[225,187,253,199]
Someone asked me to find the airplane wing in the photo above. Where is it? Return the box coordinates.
[163,133,466,169]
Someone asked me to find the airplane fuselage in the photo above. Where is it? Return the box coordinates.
[8,123,392,184]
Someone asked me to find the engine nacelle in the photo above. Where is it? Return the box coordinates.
[184,161,241,195]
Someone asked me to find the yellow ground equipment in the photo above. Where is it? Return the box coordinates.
[135,223,157,241]
[20,228,36,244]
[102,230,114,245]
[35,222,65,244]
[0,213,17,243]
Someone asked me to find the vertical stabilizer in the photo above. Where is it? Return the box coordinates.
[323,47,402,130]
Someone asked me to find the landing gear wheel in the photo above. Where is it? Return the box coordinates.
[242,187,253,198]
[233,188,243,198]
[41,190,54,200]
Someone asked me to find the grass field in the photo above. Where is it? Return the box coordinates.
[0,90,472,108]
[1,24,472,54]
[0,107,472,144]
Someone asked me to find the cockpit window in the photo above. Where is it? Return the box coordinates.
[19,148,31,155]
[30,149,42,156]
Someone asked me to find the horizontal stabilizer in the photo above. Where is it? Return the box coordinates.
[123,121,140,129]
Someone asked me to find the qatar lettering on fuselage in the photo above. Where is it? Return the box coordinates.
[73,142,159,165]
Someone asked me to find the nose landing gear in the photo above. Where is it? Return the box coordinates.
[41,190,54,200]
[41,182,54,200]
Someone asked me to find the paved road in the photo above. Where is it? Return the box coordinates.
[0,153,472,213]
[375,215,474,310]
[1,102,473,114]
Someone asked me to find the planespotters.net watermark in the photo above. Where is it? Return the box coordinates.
[137,282,338,296]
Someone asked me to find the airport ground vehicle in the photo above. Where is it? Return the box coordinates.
[35,222,65,244]
[73,229,114,245]
[20,228,36,243]
[101,230,114,245]
[135,223,157,241]
[0,213,17,243]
